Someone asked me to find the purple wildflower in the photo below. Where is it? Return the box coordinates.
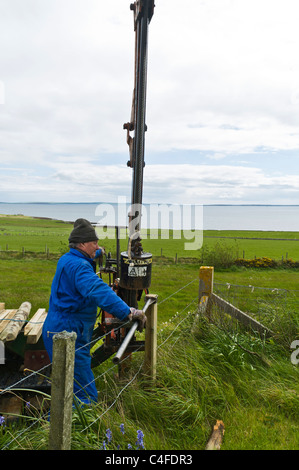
[106,428,112,443]
[136,429,145,449]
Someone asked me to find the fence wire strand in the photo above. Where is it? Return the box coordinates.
[2,277,298,449]
[1,277,199,449]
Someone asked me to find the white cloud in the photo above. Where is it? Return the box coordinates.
[0,0,299,204]
[1,162,298,206]
[147,0,299,154]
[143,164,299,204]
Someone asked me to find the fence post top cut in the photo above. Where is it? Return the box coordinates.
[53,330,77,342]
[199,266,214,296]
[145,293,158,302]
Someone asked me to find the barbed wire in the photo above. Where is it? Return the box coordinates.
[0,320,129,397]
[73,299,199,438]
[1,278,199,449]
[158,297,198,350]
[81,360,144,433]
[214,281,299,293]
[0,320,134,450]
[158,278,198,305]
[1,278,296,449]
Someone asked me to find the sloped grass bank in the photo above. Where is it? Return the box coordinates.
[1,309,298,450]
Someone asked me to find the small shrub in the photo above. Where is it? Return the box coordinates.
[235,257,278,268]
[201,242,237,268]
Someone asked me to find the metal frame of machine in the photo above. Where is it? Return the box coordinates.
[0,1,155,389]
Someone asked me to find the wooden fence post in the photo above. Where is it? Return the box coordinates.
[199,266,214,298]
[192,266,214,333]
[143,294,158,382]
[48,330,77,451]
[198,266,214,314]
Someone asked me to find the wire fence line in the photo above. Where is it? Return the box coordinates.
[0,276,197,398]
[205,281,299,352]
[213,281,299,323]
[1,277,297,401]
[1,277,298,449]
[157,278,198,305]
[0,277,199,449]
[0,319,130,396]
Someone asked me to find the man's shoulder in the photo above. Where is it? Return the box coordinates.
[61,249,93,270]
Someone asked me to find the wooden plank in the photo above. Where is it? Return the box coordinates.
[0,310,17,336]
[24,308,46,335]
[0,302,5,311]
[0,309,11,322]
[211,293,273,336]
[0,302,31,342]
[25,311,47,344]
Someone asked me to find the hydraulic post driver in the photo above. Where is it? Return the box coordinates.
[0,2,156,392]
[120,0,155,308]
[91,1,155,367]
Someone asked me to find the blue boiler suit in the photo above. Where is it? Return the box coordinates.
[42,248,130,404]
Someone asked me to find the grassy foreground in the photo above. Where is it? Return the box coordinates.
[1,304,298,450]
[0,216,299,450]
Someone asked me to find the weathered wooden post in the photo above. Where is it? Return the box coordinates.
[143,294,158,382]
[48,331,77,451]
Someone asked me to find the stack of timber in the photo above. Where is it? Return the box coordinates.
[24,308,47,344]
[0,302,47,345]
[0,302,50,423]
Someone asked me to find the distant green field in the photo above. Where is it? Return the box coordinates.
[203,235,299,261]
[1,215,299,319]
[1,215,299,451]
[1,215,299,260]
[0,215,72,253]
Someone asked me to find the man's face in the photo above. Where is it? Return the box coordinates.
[78,240,99,259]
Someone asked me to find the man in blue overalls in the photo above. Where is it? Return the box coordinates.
[42,218,146,405]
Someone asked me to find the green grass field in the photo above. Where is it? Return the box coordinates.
[0,215,299,450]
[1,215,299,261]
[0,215,72,253]
[1,214,299,321]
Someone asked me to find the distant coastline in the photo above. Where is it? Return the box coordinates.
[1,202,299,206]
[1,202,299,231]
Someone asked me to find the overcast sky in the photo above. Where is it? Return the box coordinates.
[1,0,299,205]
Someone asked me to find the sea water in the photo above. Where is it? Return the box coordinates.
[0,202,299,232]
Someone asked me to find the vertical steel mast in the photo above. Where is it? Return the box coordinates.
[124,0,155,232]
[131,0,154,212]
[120,0,155,308]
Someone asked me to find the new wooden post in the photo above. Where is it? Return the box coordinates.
[199,266,214,299]
[192,266,214,333]
[48,331,77,451]
[143,294,158,382]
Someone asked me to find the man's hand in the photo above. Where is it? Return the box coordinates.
[128,308,147,332]
[94,247,106,258]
